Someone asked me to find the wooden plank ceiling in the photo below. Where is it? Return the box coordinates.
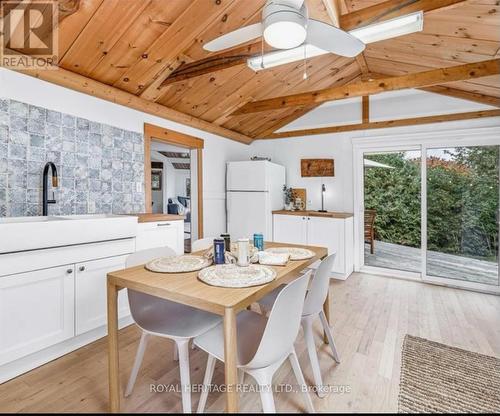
[46,0,500,141]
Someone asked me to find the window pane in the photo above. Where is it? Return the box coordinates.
[364,151,421,273]
[426,146,499,286]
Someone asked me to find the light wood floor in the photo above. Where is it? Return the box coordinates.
[1,273,499,413]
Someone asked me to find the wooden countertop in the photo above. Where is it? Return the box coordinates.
[124,213,185,223]
[272,210,353,219]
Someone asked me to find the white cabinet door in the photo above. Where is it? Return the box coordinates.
[307,216,345,274]
[136,221,183,254]
[273,214,307,244]
[75,255,130,335]
[0,265,75,365]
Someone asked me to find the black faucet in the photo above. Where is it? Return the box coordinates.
[42,162,58,216]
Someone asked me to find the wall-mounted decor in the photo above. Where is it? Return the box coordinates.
[151,169,162,191]
[301,159,335,177]
[186,177,191,197]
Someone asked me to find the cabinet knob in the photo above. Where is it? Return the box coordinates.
[66,268,73,274]
[79,266,85,272]
[302,217,306,220]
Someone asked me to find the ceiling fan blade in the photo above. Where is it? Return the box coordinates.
[204,23,263,52]
[275,0,305,8]
[306,19,365,58]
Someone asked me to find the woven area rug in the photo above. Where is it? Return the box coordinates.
[398,335,500,413]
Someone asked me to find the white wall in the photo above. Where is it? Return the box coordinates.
[175,170,190,197]
[252,116,500,213]
[0,68,251,237]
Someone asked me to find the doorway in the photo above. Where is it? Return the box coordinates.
[144,124,204,253]
[354,129,500,294]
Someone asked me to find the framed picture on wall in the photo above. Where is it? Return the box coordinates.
[186,178,191,197]
[151,169,162,191]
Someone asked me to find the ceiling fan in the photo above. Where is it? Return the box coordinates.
[204,0,423,71]
[205,0,364,57]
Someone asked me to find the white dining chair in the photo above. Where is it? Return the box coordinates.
[124,247,221,413]
[195,271,315,413]
[257,253,340,397]
[191,237,216,252]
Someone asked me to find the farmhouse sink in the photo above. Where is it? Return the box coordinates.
[0,214,138,254]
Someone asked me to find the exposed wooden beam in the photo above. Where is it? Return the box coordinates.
[232,59,500,115]
[362,96,369,123]
[161,43,264,87]
[322,0,341,27]
[262,109,500,139]
[340,0,467,31]
[420,86,500,108]
[6,50,252,144]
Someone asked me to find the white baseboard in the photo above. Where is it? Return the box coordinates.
[0,315,134,384]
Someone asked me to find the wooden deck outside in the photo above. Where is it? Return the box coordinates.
[365,241,499,286]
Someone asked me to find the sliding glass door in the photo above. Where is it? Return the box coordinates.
[424,145,499,287]
[356,137,500,293]
[363,150,421,274]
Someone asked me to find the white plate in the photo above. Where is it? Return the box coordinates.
[264,247,315,261]
[198,264,276,288]
[145,255,212,273]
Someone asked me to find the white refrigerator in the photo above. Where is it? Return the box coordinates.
[226,160,286,241]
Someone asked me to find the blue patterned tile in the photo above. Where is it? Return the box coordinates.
[0,126,8,143]
[76,118,90,130]
[122,151,133,162]
[89,179,101,191]
[75,203,87,214]
[30,134,44,147]
[10,101,28,117]
[8,187,26,203]
[46,123,61,138]
[0,188,6,204]
[102,135,113,148]
[0,99,9,113]
[27,173,41,189]
[0,159,7,174]
[133,152,144,162]
[10,129,29,145]
[27,203,41,216]
[61,177,75,189]
[61,152,75,167]
[62,127,75,141]
[45,150,61,165]
[0,204,6,217]
[8,143,27,160]
[0,143,6,159]
[88,167,100,179]
[101,181,112,192]
[76,128,89,141]
[63,140,75,152]
[10,116,27,131]
[10,203,27,216]
[27,119,46,135]
[27,189,41,204]
[62,165,75,178]
[28,146,45,162]
[29,105,46,123]
[112,181,123,192]
[0,174,7,188]
[102,148,113,159]
[46,109,61,125]
[0,112,9,127]
[89,133,102,147]
[62,114,76,128]
[89,121,101,134]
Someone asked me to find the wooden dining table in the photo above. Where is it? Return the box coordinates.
[106,241,328,413]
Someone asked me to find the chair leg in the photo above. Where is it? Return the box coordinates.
[173,342,179,361]
[125,331,149,397]
[248,369,275,413]
[289,349,315,413]
[176,339,192,413]
[302,318,326,398]
[197,354,216,414]
[319,311,340,363]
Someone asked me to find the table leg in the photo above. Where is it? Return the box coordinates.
[223,307,239,412]
[323,287,330,344]
[107,280,120,412]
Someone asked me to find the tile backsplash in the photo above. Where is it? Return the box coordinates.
[0,98,145,217]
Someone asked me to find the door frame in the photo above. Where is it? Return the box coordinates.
[144,123,204,238]
[353,126,500,294]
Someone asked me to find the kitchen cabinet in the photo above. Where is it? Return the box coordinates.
[0,265,75,366]
[75,255,130,335]
[273,213,354,279]
[136,220,184,254]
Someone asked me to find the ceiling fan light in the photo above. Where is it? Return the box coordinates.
[264,20,307,49]
[247,44,327,71]
[350,11,423,44]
